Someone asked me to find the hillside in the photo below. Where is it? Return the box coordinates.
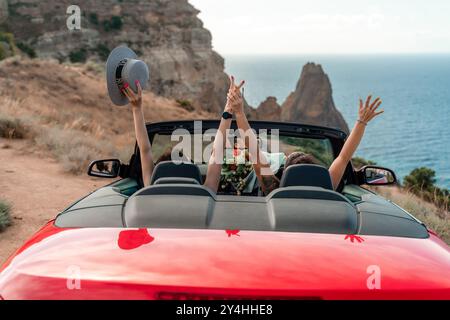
[0,57,215,172]
[1,0,229,113]
[0,0,350,131]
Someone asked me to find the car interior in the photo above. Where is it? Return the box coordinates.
[55,121,430,240]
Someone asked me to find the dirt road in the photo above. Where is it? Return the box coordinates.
[0,139,102,264]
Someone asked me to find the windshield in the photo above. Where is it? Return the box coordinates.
[151,133,335,168]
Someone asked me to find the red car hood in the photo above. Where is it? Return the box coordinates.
[1,223,449,299]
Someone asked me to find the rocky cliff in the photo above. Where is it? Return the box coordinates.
[0,0,7,23]
[253,96,281,121]
[2,0,228,113]
[279,63,349,133]
[2,1,349,131]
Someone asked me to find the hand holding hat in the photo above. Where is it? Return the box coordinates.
[106,45,150,106]
[122,80,142,109]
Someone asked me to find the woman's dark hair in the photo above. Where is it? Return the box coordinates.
[156,148,188,164]
[285,151,319,169]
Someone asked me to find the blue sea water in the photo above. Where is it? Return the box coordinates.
[224,54,450,188]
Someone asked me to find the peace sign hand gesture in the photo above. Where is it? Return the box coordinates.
[225,75,245,114]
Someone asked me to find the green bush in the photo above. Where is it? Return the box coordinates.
[0,200,11,232]
[110,16,123,30]
[17,42,36,58]
[0,32,15,46]
[0,45,5,60]
[404,167,436,192]
[0,31,16,60]
[176,99,195,112]
[88,12,99,25]
[95,43,110,61]
[404,167,449,211]
[352,157,377,169]
[69,49,87,63]
[103,16,123,31]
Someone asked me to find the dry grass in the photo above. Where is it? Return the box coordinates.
[0,113,29,139]
[374,186,450,244]
[0,57,214,174]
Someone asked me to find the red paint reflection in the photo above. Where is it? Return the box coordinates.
[118,228,154,250]
[226,230,240,237]
[345,234,365,243]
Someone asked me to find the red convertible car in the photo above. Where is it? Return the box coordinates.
[0,120,449,300]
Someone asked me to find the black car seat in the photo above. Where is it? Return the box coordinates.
[279,164,333,190]
[150,161,203,185]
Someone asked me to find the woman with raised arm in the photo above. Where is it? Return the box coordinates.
[228,82,384,195]
[121,76,244,192]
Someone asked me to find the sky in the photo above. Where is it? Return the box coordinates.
[190,0,450,55]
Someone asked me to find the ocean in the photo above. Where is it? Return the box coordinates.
[224,54,450,189]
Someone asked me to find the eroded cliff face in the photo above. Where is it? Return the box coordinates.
[0,0,7,23]
[4,0,228,113]
[280,63,349,133]
[4,1,349,130]
[253,96,281,121]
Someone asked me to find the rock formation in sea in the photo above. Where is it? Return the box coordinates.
[2,0,229,114]
[279,63,349,133]
[253,97,281,121]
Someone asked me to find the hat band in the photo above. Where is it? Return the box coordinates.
[115,58,128,87]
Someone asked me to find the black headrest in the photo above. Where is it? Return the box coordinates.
[150,161,202,185]
[154,177,200,185]
[280,164,333,190]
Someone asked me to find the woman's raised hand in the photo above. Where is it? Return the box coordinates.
[358,95,384,125]
[122,80,143,109]
[225,75,245,114]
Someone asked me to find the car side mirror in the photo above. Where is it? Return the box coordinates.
[358,165,397,186]
[88,159,121,178]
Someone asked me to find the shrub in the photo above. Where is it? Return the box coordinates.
[103,16,123,31]
[17,42,36,58]
[0,200,11,232]
[404,167,436,192]
[0,44,5,61]
[110,16,123,30]
[69,49,87,63]
[0,31,16,60]
[176,99,195,112]
[0,32,15,47]
[95,43,110,61]
[403,167,449,211]
[88,12,99,25]
[351,157,377,169]
[0,115,28,139]
[34,126,116,174]
[84,61,104,74]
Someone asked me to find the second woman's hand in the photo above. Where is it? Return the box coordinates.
[357,95,384,126]
[122,80,143,110]
[226,75,245,114]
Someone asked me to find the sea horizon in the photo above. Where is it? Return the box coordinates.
[224,53,450,189]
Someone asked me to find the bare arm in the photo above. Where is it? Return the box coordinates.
[329,95,383,189]
[203,117,232,192]
[123,81,154,187]
[203,76,242,192]
[231,78,279,195]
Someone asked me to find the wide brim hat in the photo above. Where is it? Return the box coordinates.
[106,45,149,106]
